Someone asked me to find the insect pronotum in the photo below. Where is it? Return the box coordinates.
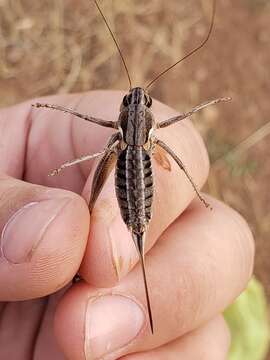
[33,0,230,334]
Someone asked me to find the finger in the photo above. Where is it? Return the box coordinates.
[121,316,230,360]
[4,92,209,286]
[28,92,116,193]
[0,93,113,192]
[54,196,253,359]
[0,103,32,178]
[76,91,210,286]
[0,174,89,301]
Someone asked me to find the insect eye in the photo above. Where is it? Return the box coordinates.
[145,95,152,108]
[123,94,132,107]
[122,95,129,107]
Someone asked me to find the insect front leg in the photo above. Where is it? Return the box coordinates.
[32,103,117,129]
[153,138,211,209]
[157,97,231,129]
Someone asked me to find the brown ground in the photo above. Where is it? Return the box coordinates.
[1,0,270,357]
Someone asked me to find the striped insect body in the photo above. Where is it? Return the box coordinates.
[115,145,153,233]
[33,0,231,334]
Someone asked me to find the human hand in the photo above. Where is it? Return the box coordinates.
[0,91,254,359]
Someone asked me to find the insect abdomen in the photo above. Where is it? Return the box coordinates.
[115,146,153,233]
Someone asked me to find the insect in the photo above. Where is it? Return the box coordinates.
[33,0,230,333]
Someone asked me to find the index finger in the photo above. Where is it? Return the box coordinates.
[75,91,210,286]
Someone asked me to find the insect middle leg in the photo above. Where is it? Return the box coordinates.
[153,138,211,209]
[49,151,106,176]
[49,132,120,178]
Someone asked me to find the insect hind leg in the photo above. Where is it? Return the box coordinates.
[154,138,212,209]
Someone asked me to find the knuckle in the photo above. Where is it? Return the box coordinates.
[170,119,210,187]
[199,317,231,360]
[188,316,230,360]
[223,205,255,287]
[187,121,210,184]
[235,213,255,281]
[174,262,207,332]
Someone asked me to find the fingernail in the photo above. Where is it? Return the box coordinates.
[0,198,71,264]
[85,295,145,359]
[109,216,136,280]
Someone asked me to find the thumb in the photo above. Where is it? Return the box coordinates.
[0,174,89,301]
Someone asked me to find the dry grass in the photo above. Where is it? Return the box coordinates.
[0,0,207,105]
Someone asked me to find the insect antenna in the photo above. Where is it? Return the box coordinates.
[93,0,132,90]
[145,0,217,90]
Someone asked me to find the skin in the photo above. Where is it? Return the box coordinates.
[0,91,254,359]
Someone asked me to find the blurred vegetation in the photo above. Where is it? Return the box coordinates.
[0,0,202,102]
[1,0,270,357]
[225,277,270,360]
